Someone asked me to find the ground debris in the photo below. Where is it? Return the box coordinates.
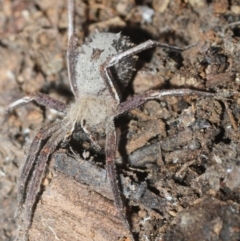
[1,0,240,241]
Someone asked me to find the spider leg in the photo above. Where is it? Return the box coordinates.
[67,0,74,41]
[105,118,134,241]
[6,92,67,116]
[16,121,63,219]
[117,89,215,115]
[106,39,197,68]
[101,39,196,103]
[67,0,79,97]
[19,128,67,240]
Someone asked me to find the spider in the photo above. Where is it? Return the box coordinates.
[6,0,216,240]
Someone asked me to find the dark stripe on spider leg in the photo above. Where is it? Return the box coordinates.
[17,121,62,215]
[106,128,124,212]
[31,93,67,112]
[23,129,66,234]
[105,120,134,240]
[117,92,147,115]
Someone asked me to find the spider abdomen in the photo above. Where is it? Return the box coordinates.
[75,32,137,100]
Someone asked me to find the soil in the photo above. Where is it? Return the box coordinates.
[0,0,240,241]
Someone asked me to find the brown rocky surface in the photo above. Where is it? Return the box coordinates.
[0,0,240,240]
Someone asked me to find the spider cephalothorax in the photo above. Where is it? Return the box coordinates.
[7,0,216,240]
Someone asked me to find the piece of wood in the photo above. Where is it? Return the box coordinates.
[29,163,128,241]
[27,152,168,241]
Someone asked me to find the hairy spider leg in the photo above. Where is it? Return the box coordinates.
[105,118,134,241]
[67,0,79,97]
[100,36,198,105]
[67,0,74,41]
[107,39,197,68]
[6,92,67,116]
[6,92,67,218]
[117,89,216,115]
[16,121,62,217]
[18,128,68,241]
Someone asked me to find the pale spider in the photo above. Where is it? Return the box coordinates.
[7,0,215,240]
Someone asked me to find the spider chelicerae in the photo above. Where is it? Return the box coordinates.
[6,0,216,240]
